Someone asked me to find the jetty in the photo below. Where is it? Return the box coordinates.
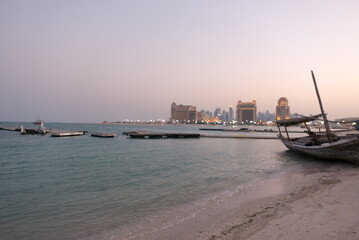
[123,131,200,139]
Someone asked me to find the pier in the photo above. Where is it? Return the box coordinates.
[123,131,200,139]
[50,131,86,137]
[200,134,278,139]
[91,132,117,138]
[123,131,277,139]
[199,128,305,133]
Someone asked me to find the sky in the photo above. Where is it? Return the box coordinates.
[0,0,358,123]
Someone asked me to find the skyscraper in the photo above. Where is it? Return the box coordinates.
[276,97,290,121]
[214,108,221,118]
[236,100,257,124]
[229,106,234,122]
[222,110,226,121]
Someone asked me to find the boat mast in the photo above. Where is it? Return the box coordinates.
[311,71,332,142]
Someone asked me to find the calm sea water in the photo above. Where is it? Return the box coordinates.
[0,122,340,240]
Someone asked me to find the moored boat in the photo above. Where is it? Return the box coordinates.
[276,71,359,164]
[277,115,359,164]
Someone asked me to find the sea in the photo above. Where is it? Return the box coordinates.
[0,122,348,240]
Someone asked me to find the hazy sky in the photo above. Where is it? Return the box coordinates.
[1,0,358,122]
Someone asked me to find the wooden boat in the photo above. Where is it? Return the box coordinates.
[276,71,359,164]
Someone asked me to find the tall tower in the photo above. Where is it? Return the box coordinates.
[229,106,234,121]
[276,97,290,121]
[236,100,257,124]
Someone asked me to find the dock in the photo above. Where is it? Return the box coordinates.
[0,126,46,135]
[200,128,284,133]
[0,126,20,131]
[124,131,200,139]
[200,134,278,139]
[50,131,86,137]
[90,132,117,138]
[200,128,251,132]
[123,131,278,139]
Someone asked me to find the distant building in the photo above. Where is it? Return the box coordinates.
[197,111,218,123]
[236,100,257,124]
[214,108,221,118]
[276,97,290,121]
[257,109,275,122]
[171,102,197,123]
[229,106,234,122]
[334,117,359,122]
[333,117,359,130]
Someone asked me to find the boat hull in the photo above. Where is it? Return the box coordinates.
[280,136,359,164]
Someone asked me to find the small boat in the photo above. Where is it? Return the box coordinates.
[33,116,44,125]
[276,71,359,164]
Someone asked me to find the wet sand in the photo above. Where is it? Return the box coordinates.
[125,164,359,240]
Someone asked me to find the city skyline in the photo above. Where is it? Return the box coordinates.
[1,1,359,123]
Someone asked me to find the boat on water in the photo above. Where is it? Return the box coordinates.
[276,71,359,164]
[33,116,44,125]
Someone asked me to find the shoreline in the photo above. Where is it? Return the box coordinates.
[207,167,359,240]
[115,163,358,240]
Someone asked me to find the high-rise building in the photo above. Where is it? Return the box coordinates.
[171,102,197,123]
[197,112,219,123]
[257,109,275,122]
[276,97,290,121]
[229,106,234,121]
[236,100,257,124]
[214,108,221,118]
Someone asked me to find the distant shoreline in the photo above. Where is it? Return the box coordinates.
[100,121,276,126]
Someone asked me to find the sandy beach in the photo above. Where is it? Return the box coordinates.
[208,167,359,240]
[124,164,359,240]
